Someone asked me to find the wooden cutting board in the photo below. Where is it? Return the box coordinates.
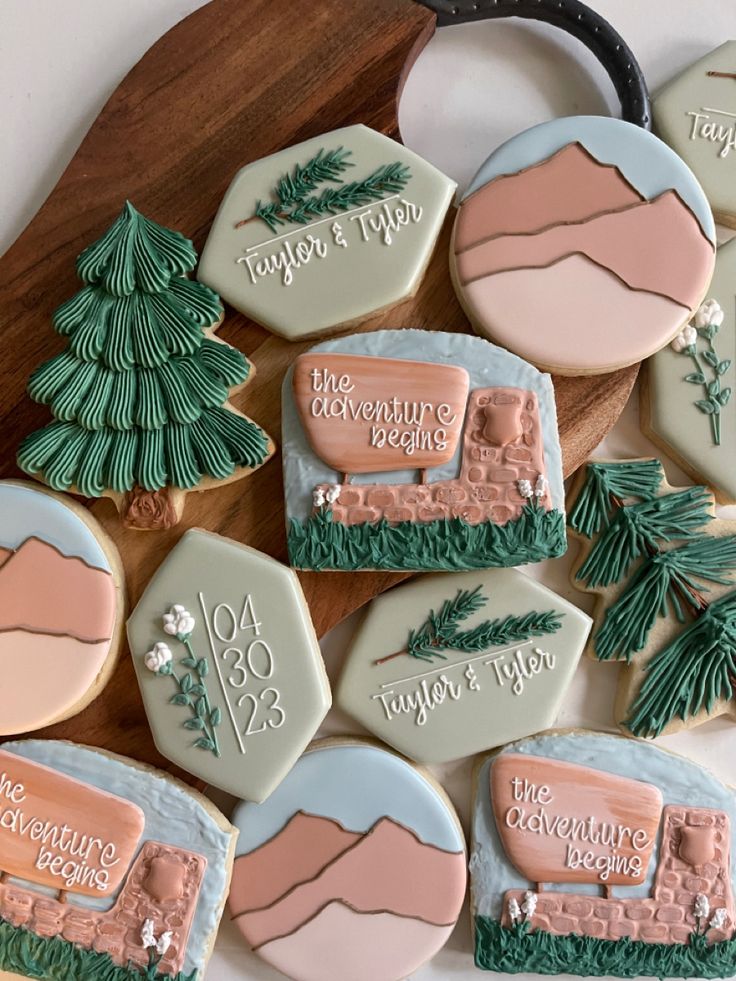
[0,0,638,770]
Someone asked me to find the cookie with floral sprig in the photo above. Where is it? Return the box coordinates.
[643,238,736,504]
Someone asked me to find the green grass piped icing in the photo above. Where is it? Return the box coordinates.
[288,501,567,571]
[474,919,736,979]
[0,918,196,981]
[17,202,270,496]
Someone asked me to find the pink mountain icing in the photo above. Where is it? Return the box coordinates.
[454,143,644,251]
[0,537,115,643]
[229,812,361,915]
[235,815,466,949]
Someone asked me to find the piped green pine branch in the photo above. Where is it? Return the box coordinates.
[568,460,663,538]
[625,589,736,738]
[576,486,713,588]
[595,535,736,662]
[375,586,563,664]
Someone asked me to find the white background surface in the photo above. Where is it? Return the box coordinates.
[3,2,736,979]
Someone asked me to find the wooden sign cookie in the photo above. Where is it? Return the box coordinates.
[472,730,736,978]
[568,458,736,738]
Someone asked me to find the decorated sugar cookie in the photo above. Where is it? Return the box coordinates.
[336,568,591,763]
[654,42,736,229]
[450,116,716,375]
[283,329,567,571]
[229,739,467,981]
[472,731,736,978]
[127,529,331,802]
[643,239,736,503]
[0,739,235,980]
[0,480,124,736]
[197,125,456,340]
[568,459,736,738]
[17,202,274,530]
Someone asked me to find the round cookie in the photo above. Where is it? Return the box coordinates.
[229,738,467,981]
[643,237,736,504]
[653,41,736,229]
[0,480,124,736]
[336,567,592,763]
[0,738,236,979]
[450,116,716,375]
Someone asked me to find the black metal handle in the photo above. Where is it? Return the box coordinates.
[415,0,651,129]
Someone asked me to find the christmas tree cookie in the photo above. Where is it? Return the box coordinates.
[0,480,124,735]
[643,239,736,504]
[568,459,736,738]
[197,125,456,340]
[336,568,591,763]
[471,730,736,978]
[0,739,236,980]
[17,202,274,530]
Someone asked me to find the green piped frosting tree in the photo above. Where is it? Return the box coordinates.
[569,459,736,738]
[17,202,273,529]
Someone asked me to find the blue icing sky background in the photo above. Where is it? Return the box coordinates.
[4,740,233,976]
[282,329,564,522]
[462,116,716,244]
[0,483,110,571]
[471,732,736,919]
[233,743,465,855]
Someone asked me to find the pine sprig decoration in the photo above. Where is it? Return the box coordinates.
[625,589,736,737]
[568,460,664,538]
[576,486,713,588]
[275,147,353,207]
[374,586,563,664]
[595,535,736,662]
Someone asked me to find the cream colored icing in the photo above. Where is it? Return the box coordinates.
[0,632,110,736]
[461,254,691,373]
[456,191,711,310]
[235,815,465,948]
[454,143,643,251]
[256,900,455,981]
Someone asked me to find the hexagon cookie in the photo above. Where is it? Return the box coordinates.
[127,529,331,802]
[643,238,736,504]
[197,124,456,340]
[653,41,736,228]
[336,568,591,763]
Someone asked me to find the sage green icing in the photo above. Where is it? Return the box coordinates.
[653,41,736,223]
[17,202,269,495]
[197,125,457,340]
[626,588,736,738]
[288,503,567,572]
[336,568,591,765]
[0,919,196,980]
[646,237,736,503]
[127,529,331,803]
[575,485,713,588]
[474,917,736,978]
[568,459,664,537]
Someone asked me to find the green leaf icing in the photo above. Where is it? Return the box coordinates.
[245,146,412,232]
[567,460,664,538]
[674,307,733,445]
[474,918,736,978]
[17,202,270,495]
[575,486,713,588]
[288,502,567,572]
[596,535,736,662]
[625,589,736,738]
[0,916,197,980]
[378,585,563,664]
